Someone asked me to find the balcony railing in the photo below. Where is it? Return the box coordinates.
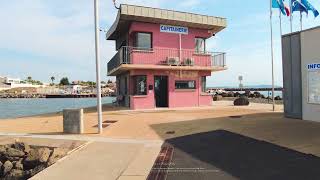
[108,46,226,74]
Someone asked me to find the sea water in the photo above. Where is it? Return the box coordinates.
[0,97,115,119]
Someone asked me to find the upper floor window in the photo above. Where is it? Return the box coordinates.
[195,37,206,53]
[135,32,152,50]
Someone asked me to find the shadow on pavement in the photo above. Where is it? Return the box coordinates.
[149,130,320,180]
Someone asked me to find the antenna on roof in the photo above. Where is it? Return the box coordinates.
[112,0,120,9]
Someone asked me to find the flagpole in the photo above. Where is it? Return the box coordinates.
[270,0,275,112]
[279,9,283,35]
[290,0,293,32]
[300,11,303,31]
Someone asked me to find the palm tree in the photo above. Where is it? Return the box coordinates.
[50,76,55,85]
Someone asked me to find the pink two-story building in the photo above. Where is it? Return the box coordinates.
[107,4,227,110]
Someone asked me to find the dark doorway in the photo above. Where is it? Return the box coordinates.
[154,76,168,107]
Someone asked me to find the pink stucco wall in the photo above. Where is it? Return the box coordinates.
[129,22,212,49]
[128,22,212,66]
[123,22,214,110]
[129,70,212,110]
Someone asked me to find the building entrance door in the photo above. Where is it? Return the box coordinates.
[154,76,168,107]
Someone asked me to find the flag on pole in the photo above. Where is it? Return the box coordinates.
[272,0,291,16]
[301,0,319,17]
[292,0,309,14]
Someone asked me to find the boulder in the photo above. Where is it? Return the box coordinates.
[30,165,46,177]
[2,161,13,175]
[0,145,6,154]
[0,160,3,171]
[14,159,23,170]
[212,95,223,101]
[13,142,31,154]
[234,97,250,106]
[24,148,51,169]
[227,92,234,97]
[47,148,67,166]
[275,96,282,100]
[4,148,25,158]
[3,169,25,180]
[234,92,241,97]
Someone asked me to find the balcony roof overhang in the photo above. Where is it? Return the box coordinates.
[108,64,227,76]
[106,4,227,40]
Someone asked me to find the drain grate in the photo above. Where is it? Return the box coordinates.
[147,146,174,180]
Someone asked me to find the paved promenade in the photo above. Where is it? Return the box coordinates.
[3,102,320,179]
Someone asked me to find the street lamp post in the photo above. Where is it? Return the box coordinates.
[94,0,103,134]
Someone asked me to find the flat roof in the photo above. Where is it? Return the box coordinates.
[282,26,320,37]
[106,4,227,40]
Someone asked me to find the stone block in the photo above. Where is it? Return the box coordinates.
[63,109,84,134]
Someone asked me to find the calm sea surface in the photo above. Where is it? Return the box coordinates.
[0,97,115,119]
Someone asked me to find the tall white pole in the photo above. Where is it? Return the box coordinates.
[279,10,283,35]
[270,0,275,112]
[94,0,103,134]
[290,0,293,32]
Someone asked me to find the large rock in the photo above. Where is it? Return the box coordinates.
[0,145,6,154]
[14,159,23,170]
[0,161,3,172]
[30,165,46,177]
[47,148,67,166]
[234,97,250,106]
[24,148,51,169]
[3,169,25,180]
[212,95,223,101]
[2,161,13,175]
[13,142,31,154]
[4,169,25,180]
[4,148,25,158]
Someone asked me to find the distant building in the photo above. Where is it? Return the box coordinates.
[106,4,227,109]
[0,76,46,90]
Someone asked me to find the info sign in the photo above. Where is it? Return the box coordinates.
[307,63,320,104]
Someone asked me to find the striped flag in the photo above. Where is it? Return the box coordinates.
[272,0,291,16]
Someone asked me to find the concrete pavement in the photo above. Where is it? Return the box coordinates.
[31,140,161,180]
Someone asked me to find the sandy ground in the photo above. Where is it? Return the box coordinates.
[3,100,320,157]
[0,101,282,138]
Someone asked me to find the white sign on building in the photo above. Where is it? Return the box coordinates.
[160,24,188,35]
[308,63,320,104]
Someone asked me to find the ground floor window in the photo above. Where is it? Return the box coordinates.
[201,76,207,93]
[133,75,147,95]
[175,80,196,89]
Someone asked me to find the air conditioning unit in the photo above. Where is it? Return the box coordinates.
[166,57,180,66]
[184,58,195,66]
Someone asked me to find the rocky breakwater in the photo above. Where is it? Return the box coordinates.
[0,141,67,180]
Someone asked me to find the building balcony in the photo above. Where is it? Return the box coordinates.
[107,46,227,76]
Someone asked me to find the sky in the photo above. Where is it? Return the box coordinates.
[1,0,320,87]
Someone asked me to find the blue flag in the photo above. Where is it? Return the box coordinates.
[301,0,319,17]
[292,0,308,14]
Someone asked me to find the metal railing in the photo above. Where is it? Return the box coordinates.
[108,46,226,73]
